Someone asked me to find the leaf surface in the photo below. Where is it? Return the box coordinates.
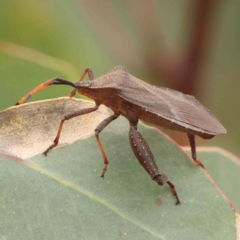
[187,147,240,212]
[0,99,238,240]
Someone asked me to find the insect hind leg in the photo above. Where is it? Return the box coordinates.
[187,133,205,169]
[129,124,180,204]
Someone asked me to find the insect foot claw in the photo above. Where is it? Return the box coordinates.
[176,198,181,205]
[195,159,205,169]
[166,180,181,205]
[43,149,50,156]
[153,174,181,204]
[100,169,106,179]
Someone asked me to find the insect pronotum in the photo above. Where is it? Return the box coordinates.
[16,65,226,204]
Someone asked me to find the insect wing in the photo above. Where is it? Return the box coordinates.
[118,75,226,135]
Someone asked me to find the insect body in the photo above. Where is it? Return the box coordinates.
[16,65,226,204]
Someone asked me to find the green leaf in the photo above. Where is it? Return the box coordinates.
[184,147,240,212]
[0,99,238,240]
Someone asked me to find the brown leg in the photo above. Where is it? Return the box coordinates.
[187,133,205,168]
[16,78,75,105]
[69,68,94,98]
[166,181,181,205]
[129,124,180,204]
[94,114,119,178]
[44,104,99,155]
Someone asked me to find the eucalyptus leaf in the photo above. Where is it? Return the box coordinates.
[0,99,238,240]
[0,98,110,159]
[183,147,240,212]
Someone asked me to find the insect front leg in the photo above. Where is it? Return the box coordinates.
[187,134,205,169]
[129,124,180,205]
[69,68,94,98]
[94,114,119,178]
[43,104,99,155]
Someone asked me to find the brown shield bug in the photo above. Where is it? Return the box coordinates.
[16,65,226,204]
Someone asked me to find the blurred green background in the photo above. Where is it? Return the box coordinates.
[0,0,239,158]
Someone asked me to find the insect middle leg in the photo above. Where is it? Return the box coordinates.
[129,123,180,204]
[69,68,94,98]
[187,133,205,169]
[43,104,99,155]
[94,114,119,178]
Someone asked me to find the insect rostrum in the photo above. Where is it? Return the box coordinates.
[16,65,226,204]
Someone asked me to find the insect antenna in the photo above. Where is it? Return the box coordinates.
[16,78,76,105]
